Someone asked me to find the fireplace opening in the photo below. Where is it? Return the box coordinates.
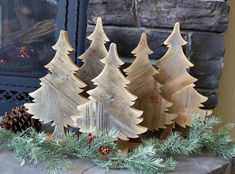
[0,0,89,115]
[0,0,57,77]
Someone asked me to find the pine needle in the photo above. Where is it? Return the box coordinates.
[155,115,235,158]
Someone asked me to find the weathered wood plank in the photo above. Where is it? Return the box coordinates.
[155,23,212,127]
[25,30,88,137]
[73,43,147,140]
[78,17,109,93]
[124,33,176,130]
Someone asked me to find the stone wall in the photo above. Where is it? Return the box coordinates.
[86,0,230,109]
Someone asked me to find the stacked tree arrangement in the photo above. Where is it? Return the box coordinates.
[154,23,212,128]
[0,17,234,174]
[124,33,177,131]
[73,43,147,141]
[24,18,212,139]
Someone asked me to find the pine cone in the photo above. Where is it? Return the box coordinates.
[99,146,111,155]
[0,105,42,133]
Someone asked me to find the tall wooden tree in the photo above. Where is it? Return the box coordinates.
[124,33,176,130]
[155,23,212,127]
[25,30,88,137]
[73,43,147,140]
[78,17,110,92]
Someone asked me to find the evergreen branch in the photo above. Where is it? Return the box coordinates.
[0,128,171,174]
[94,142,177,174]
[155,131,201,155]
[200,122,235,158]
[155,115,235,158]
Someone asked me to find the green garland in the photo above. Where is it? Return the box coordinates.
[0,116,235,174]
[0,128,176,174]
[156,116,235,158]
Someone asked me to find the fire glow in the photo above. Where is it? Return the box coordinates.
[7,46,34,59]
[0,59,7,64]
[17,47,31,58]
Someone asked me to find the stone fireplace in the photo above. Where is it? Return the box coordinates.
[0,1,234,173]
[86,0,230,109]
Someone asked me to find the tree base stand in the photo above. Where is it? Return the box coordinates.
[0,149,234,174]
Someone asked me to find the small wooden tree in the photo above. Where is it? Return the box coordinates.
[78,17,110,92]
[155,23,212,127]
[25,30,88,137]
[124,33,176,130]
[73,43,147,140]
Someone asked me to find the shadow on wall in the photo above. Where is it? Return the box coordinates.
[214,0,235,139]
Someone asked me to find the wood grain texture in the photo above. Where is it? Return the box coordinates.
[78,17,109,92]
[25,30,88,137]
[124,33,176,130]
[168,85,211,127]
[155,23,212,128]
[73,43,147,140]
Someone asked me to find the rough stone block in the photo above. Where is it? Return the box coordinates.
[196,89,219,109]
[137,0,229,32]
[0,150,234,174]
[189,32,225,62]
[188,32,224,90]
[190,60,223,90]
[169,155,232,174]
[87,0,135,26]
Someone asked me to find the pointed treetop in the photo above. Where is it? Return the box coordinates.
[164,22,188,47]
[132,33,153,55]
[101,43,124,67]
[52,30,74,53]
[87,17,110,43]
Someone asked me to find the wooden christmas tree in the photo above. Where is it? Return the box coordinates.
[78,17,110,91]
[25,30,88,137]
[124,33,176,130]
[73,43,147,140]
[155,23,212,127]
